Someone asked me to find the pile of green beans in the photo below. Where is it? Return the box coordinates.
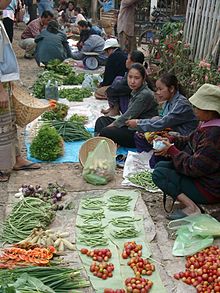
[81,198,105,210]
[128,171,158,190]
[108,195,132,211]
[79,210,105,223]
[0,197,55,243]
[110,216,140,228]
[79,234,108,247]
[111,227,140,239]
[77,223,106,235]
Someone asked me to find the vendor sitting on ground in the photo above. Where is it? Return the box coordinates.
[34,20,73,65]
[95,38,127,100]
[152,84,220,220]
[71,28,106,64]
[95,63,158,148]
[77,20,103,36]
[19,10,54,59]
[126,73,198,152]
[101,50,154,116]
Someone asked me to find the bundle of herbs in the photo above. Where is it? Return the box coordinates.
[58,88,92,102]
[30,125,64,161]
[48,120,92,142]
[41,102,69,121]
[69,113,88,124]
[0,267,90,292]
[0,197,55,243]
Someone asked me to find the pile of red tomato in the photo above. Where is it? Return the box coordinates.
[89,261,114,279]
[128,257,155,277]
[122,241,143,259]
[80,248,112,262]
[174,246,220,292]
[125,277,153,292]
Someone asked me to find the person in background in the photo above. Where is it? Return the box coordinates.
[126,73,198,153]
[117,0,138,53]
[152,84,220,220]
[57,0,68,12]
[95,63,158,148]
[72,28,106,64]
[65,0,75,23]
[94,38,127,100]
[2,0,17,42]
[37,0,53,16]
[0,0,40,182]
[19,10,54,59]
[35,20,72,65]
[101,50,154,116]
[24,0,37,23]
[77,20,102,37]
[74,6,86,24]
[98,0,114,12]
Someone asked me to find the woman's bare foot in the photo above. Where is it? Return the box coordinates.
[101,107,111,114]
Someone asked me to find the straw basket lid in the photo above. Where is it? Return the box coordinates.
[12,85,51,128]
[79,136,117,167]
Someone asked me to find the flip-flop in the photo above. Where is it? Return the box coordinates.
[166,209,188,220]
[116,154,127,168]
[13,162,41,171]
[0,171,10,182]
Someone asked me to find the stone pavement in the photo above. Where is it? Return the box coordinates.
[1,162,199,293]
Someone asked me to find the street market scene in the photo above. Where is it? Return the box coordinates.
[0,0,220,292]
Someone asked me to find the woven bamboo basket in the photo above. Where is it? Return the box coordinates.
[12,85,51,128]
[79,137,117,167]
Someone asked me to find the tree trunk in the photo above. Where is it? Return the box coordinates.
[91,0,98,20]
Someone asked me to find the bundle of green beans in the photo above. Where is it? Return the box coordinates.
[0,266,90,292]
[111,227,140,239]
[0,197,55,243]
[78,234,108,247]
[76,223,106,235]
[47,120,92,142]
[108,195,132,211]
[79,210,105,223]
[110,216,141,228]
[81,197,105,210]
[128,170,158,190]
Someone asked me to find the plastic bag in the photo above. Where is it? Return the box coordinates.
[83,140,116,185]
[168,214,220,256]
[23,9,30,24]
[45,80,59,100]
[82,74,103,91]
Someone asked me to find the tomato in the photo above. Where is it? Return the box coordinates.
[80,248,88,254]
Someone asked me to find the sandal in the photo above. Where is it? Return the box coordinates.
[0,171,10,182]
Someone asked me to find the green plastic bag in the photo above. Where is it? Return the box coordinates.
[83,140,116,185]
[168,214,220,256]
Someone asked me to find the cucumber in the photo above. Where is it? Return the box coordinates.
[84,173,107,185]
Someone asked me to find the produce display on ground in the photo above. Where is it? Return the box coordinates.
[174,245,220,292]
[32,60,85,99]
[69,113,88,124]
[41,102,69,121]
[76,189,166,292]
[128,171,158,192]
[30,124,64,161]
[59,88,92,102]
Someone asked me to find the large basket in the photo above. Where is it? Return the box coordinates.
[79,137,117,167]
[12,85,51,128]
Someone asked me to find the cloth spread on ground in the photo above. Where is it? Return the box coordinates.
[76,189,166,293]
[25,96,137,163]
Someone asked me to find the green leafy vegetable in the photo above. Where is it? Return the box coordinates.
[41,103,69,121]
[30,125,63,161]
[69,113,88,124]
[59,88,92,102]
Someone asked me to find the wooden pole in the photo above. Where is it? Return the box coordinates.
[91,0,98,21]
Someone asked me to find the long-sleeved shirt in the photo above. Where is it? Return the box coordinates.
[35,29,72,64]
[101,48,127,86]
[71,34,105,60]
[167,119,220,200]
[117,0,138,36]
[98,0,114,12]
[21,17,44,39]
[137,91,198,135]
[113,82,158,128]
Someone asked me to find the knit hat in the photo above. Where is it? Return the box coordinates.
[103,38,120,50]
[189,84,220,114]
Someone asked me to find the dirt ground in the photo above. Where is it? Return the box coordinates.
[2,24,218,293]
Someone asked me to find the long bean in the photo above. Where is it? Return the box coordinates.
[81,198,105,210]
[128,171,158,190]
[111,227,140,239]
[110,216,141,228]
[79,210,105,223]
